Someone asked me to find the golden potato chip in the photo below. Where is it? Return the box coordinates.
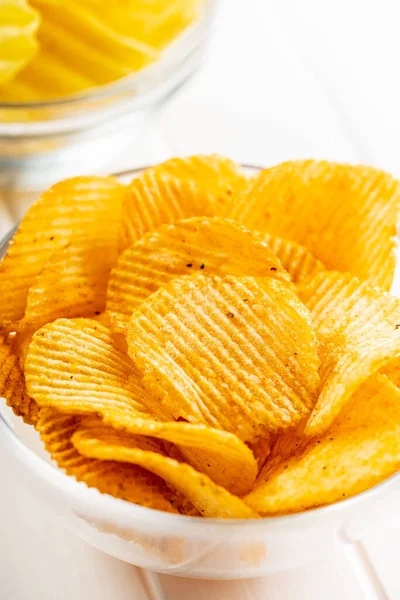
[155,154,247,210]
[127,274,320,442]
[264,234,325,283]
[108,415,257,496]
[0,176,126,329]
[229,161,400,290]
[244,374,400,514]
[250,436,274,471]
[91,311,112,326]
[299,271,400,436]
[19,241,118,331]
[25,318,156,416]
[25,318,257,494]
[36,408,178,512]
[0,333,39,425]
[0,0,40,87]
[73,422,258,519]
[13,328,34,370]
[381,357,400,388]
[119,170,216,252]
[107,217,291,334]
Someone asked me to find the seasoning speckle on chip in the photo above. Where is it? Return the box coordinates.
[2,154,400,518]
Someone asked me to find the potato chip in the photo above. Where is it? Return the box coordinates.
[3,0,197,101]
[250,436,274,471]
[229,161,400,290]
[0,333,39,425]
[128,274,320,442]
[13,328,34,370]
[155,154,247,210]
[73,421,258,519]
[381,357,400,388]
[0,176,126,329]
[25,318,257,494]
[244,374,400,514]
[91,311,112,327]
[107,217,291,334]
[118,170,216,252]
[0,0,40,87]
[299,271,400,436]
[36,408,178,512]
[19,242,118,331]
[264,234,325,283]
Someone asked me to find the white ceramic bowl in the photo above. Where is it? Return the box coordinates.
[2,166,400,580]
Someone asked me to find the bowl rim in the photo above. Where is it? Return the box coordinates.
[2,161,400,530]
[0,1,214,111]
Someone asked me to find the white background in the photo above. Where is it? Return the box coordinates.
[2,0,400,597]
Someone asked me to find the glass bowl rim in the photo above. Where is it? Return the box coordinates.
[1,161,399,530]
[0,1,214,111]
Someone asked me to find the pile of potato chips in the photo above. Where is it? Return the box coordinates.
[0,0,202,101]
[2,154,400,519]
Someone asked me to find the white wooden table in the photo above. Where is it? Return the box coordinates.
[3,0,400,597]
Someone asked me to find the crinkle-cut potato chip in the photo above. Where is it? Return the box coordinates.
[105,414,257,496]
[263,234,325,283]
[244,374,400,515]
[73,422,258,519]
[298,271,400,436]
[19,241,118,331]
[229,160,400,290]
[25,318,257,495]
[0,333,39,425]
[118,170,216,252]
[127,274,320,442]
[155,154,248,210]
[36,408,178,512]
[0,176,126,329]
[107,217,291,334]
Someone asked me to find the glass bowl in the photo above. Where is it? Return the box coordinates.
[0,1,216,199]
[2,165,400,580]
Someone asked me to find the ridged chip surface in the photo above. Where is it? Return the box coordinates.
[245,375,400,514]
[299,271,400,435]
[0,176,125,328]
[73,422,258,519]
[36,408,177,512]
[25,318,257,495]
[0,333,38,425]
[108,217,290,334]
[229,160,400,290]
[128,274,320,442]
[119,170,216,251]
[20,241,118,331]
